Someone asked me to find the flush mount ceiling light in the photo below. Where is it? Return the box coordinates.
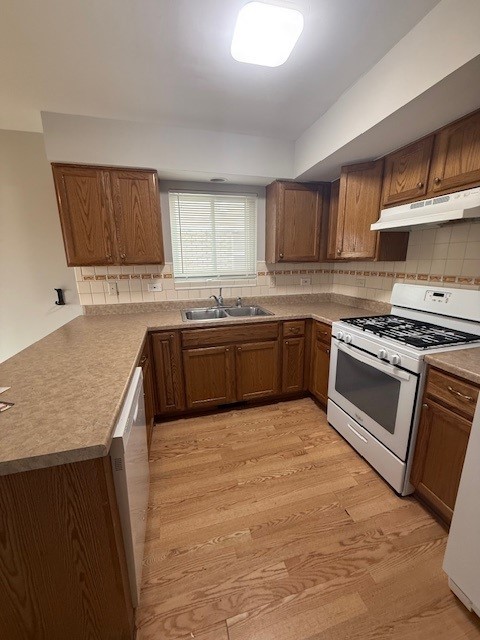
[231,1,304,67]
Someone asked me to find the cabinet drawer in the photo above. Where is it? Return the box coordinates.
[283,320,305,337]
[314,322,332,345]
[182,322,279,348]
[426,368,479,420]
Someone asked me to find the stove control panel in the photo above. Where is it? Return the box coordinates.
[377,349,401,366]
[425,290,451,304]
[337,331,353,343]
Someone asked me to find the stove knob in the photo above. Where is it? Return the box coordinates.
[337,331,344,341]
[344,334,353,344]
[389,353,401,366]
[378,349,388,360]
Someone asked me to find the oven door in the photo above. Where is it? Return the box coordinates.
[329,340,419,461]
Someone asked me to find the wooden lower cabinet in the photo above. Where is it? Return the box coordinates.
[411,398,472,525]
[183,346,236,409]
[0,458,134,639]
[151,331,185,414]
[309,322,332,405]
[139,338,156,451]
[282,337,305,393]
[236,341,280,401]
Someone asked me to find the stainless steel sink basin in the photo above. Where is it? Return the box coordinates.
[224,306,273,317]
[182,308,228,321]
[181,305,273,321]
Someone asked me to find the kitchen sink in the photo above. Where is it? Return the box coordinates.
[181,305,273,321]
[224,306,273,317]
[182,308,229,321]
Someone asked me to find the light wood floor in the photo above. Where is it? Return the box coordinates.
[136,398,480,640]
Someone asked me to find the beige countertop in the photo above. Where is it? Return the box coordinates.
[425,348,480,386]
[0,297,380,476]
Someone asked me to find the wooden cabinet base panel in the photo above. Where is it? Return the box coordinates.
[0,457,134,639]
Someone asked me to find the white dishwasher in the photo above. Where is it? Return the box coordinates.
[110,367,150,607]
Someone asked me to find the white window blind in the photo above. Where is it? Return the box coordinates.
[169,191,257,282]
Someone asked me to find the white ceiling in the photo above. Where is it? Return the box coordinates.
[1,0,440,138]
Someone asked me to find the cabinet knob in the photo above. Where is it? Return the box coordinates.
[434,177,441,185]
[337,249,341,255]
[105,253,111,260]
[326,349,330,354]
[422,403,428,409]
[169,334,174,338]
[237,347,242,351]
[120,253,126,260]
[226,348,230,352]
[279,253,284,259]
[416,182,424,189]
[285,340,289,345]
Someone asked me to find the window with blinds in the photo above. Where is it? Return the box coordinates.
[169,191,257,283]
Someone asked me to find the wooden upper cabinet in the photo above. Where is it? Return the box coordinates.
[335,160,384,260]
[382,136,434,206]
[110,169,164,265]
[52,164,164,267]
[326,179,340,261]
[52,165,117,266]
[428,110,480,194]
[266,181,327,263]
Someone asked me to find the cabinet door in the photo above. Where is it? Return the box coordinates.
[326,179,340,260]
[266,182,325,262]
[52,164,117,266]
[139,340,156,452]
[183,346,236,409]
[382,136,434,206]
[151,332,185,414]
[428,110,480,194]
[336,160,384,260]
[410,398,472,525]
[110,169,164,265]
[235,341,280,401]
[282,337,305,394]
[309,337,330,405]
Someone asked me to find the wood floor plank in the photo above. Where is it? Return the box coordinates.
[136,398,478,640]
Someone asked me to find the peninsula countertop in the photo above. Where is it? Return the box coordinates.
[0,297,381,476]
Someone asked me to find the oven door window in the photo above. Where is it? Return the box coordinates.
[335,349,400,434]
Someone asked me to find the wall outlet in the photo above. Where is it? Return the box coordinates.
[269,276,276,287]
[148,281,163,292]
[356,277,366,287]
[300,277,311,286]
[106,281,118,296]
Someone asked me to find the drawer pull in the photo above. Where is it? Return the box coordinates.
[447,386,474,402]
[347,423,368,444]
[139,355,147,365]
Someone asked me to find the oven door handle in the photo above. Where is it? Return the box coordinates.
[336,342,411,382]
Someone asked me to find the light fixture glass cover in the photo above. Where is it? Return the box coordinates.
[231,2,304,67]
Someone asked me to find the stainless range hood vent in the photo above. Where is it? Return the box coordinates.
[371,187,480,231]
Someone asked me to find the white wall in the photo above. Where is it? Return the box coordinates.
[295,0,480,179]
[0,130,81,362]
[41,112,294,185]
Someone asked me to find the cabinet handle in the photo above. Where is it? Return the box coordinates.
[416,182,424,189]
[105,253,112,260]
[226,348,230,352]
[169,334,174,339]
[337,249,341,255]
[434,177,441,185]
[422,403,428,409]
[326,349,330,355]
[139,355,147,365]
[120,253,126,260]
[447,386,474,402]
[237,347,242,351]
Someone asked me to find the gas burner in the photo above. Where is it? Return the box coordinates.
[341,314,480,349]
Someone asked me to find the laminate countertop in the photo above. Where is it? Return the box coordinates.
[0,297,381,476]
[425,348,480,386]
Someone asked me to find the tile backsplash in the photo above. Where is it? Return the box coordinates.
[75,221,480,306]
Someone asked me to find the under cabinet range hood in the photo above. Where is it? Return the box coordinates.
[371,187,480,231]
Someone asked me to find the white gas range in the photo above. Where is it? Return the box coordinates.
[327,284,480,495]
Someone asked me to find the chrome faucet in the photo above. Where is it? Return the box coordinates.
[209,288,224,307]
